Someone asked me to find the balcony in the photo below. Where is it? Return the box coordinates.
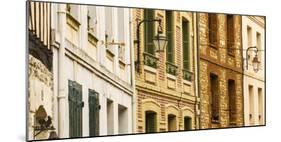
[166,62,178,76]
[143,52,158,69]
[182,69,193,81]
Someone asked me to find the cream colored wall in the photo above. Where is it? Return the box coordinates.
[51,4,134,138]
[242,16,265,126]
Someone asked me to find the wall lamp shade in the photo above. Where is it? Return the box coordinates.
[252,54,260,73]
[153,32,168,52]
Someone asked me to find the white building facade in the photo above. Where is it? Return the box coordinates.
[51,4,135,138]
[242,16,265,126]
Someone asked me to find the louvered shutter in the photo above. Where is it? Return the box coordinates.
[89,89,100,136]
[182,20,190,70]
[144,10,155,55]
[68,80,83,138]
[166,11,174,63]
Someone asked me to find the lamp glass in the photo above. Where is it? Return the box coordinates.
[153,33,168,52]
[252,55,260,72]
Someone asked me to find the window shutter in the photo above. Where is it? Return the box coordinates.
[68,80,83,138]
[166,11,174,63]
[144,10,155,55]
[208,14,217,45]
[182,20,190,70]
[89,89,99,136]
[227,15,234,54]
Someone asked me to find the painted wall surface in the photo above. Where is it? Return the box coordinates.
[50,4,134,138]
[242,16,265,126]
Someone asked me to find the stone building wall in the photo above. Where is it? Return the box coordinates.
[133,9,198,132]
[28,55,54,140]
[199,13,244,129]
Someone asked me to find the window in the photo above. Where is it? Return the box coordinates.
[68,80,83,138]
[166,11,174,63]
[182,18,190,70]
[87,6,97,36]
[228,80,236,125]
[258,88,263,124]
[249,85,254,124]
[88,89,99,136]
[247,26,252,47]
[145,111,157,133]
[67,4,79,20]
[208,14,218,47]
[105,7,113,47]
[117,8,125,61]
[184,116,192,130]
[256,32,262,65]
[144,9,155,55]
[107,99,114,135]
[167,114,177,131]
[227,15,235,55]
[210,73,219,122]
[118,104,128,134]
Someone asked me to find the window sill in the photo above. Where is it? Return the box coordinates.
[88,31,98,46]
[66,12,81,31]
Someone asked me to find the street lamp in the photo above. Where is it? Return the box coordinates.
[246,46,260,72]
[135,19,168,72]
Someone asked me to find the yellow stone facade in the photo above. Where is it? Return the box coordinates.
[133,8,199,132]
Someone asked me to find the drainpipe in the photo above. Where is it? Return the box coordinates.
[57,4,67,138]
[129,9,137,133]
[195,12,201,129]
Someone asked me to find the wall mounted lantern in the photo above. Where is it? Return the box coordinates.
[135,19,168,72]
[246,46,260,72]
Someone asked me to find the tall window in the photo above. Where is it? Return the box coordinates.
[249,85,254,124]
[87,6,97,36]
[118,104,128,134]
[247,26,252,47]
[167,114,176,131]
[105,7,113,43]
[117,8,125,61]
[208,14,218,47]
[227,15,235,55]
[88,89,99,136]
[166,11,174,63]
[182,19,190,70]
[107,99,114,135]
[144,9,155,55]
[210,74,219,122]
[228,80,236,125]
[258,88,263,124]
[68,80,83,138]
[184,116,192,130]
[145,111,157,133]
[256,32,262,64]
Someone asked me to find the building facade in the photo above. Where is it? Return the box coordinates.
[198,13,244,129]
[28,2,54,140]
[242,16,265,126]
[28,2,135,140]
[133,9,200,132]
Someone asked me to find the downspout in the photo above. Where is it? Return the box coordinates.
[129,9,137,133]
[196,12,202,129]
[192,12,197,130]
[241,16,245,126]
[57,4,67,138]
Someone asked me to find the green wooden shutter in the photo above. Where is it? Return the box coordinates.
[182,19,190,70]
[68,80,83,138]
[208,14,217,45]
[166,11,174,63]
[89,89,100,136]
[144,9,155,55]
